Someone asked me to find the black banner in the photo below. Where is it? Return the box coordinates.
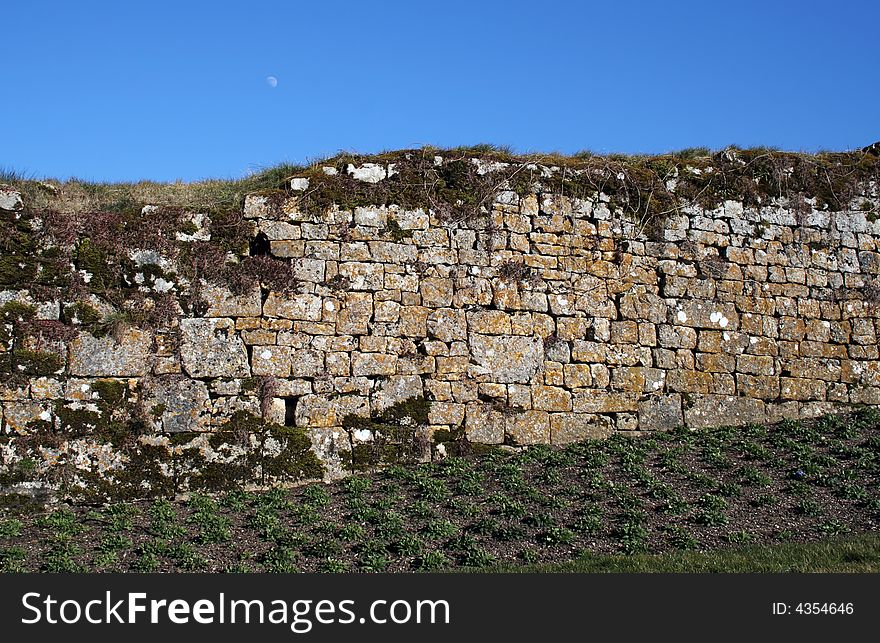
[0,573,876,640]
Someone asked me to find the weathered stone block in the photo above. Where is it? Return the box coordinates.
[666,369,713,393]
[263,293,323,321]
[563,363,592,388]
[144,377,211,432]
[69,329,152,377]
[610,366,647,392]
[426,308,467,342]
[465,403,505,444]
[549,412,613,444]
[179,319,250,378]
[1,401,51,434]
[351,352,398,376]
[252,346,291,377]
[200,282,262,317]
[504,409,550,445]
[572,390,638,413]
[531,385,572,411]
[372,375,424,413]
[399,305,430,337]
[780,377,826,401]
[684,395,766,428]
[468,334,543,383]
[295,394,338,428]
[736,373,780,400]
[290,348,325,378]
[638,394,683,431]
[420,278,454,307]
[671,300,738,330]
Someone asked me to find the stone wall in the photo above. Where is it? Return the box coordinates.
[1,148,879,497]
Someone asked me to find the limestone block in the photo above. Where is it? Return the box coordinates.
[263,292,323,321]
[426,308,467,342]
[468,334,543,383]
[464,402,505,444]
[420,277,454,307]
[351,352,398,376]
[543,361,564,386]
[619,292,667,323]
[666,369,713,393]
[467,309,512,335]
[270,240,305,258]
[611,366,648,391]
[429,402,465,426]
[549,413,613,444]
[144,377,211,433]
[29,377,63,399]
[346,163,386,183]
[492,280,522,310]
[69,329,152,377]
[260,220,301,240]
[354,206,388,227]
[695,353,735,373]
[787,358,841,382]
[179,318,250,378]
[399,305,430,337]
[638,394,683,431]
[572,390,638,413]
[571,340,607,363]
[372,375,424,413]
[243,193,277,218]
[336,292,374,335]
[736,374,780,400]
[1,401,51,434]
[684,394,766,428]
[395,208,429,230]
[736,354,776,376]
[374,300,401,323]
[531,385,572,411]
[338,262,384,290]
[505,410,550,445]
[292,258,326,283]
[0,188,23,211]
[671,300,738,330]
[369,241,417,263]
[295,395,338,428]
[199,281,262,317]
[563,363,592,388]
[251,346,291,377]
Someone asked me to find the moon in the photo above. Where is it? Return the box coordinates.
[266,76,278,88]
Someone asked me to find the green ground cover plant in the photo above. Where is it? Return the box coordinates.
[0,408,877,572]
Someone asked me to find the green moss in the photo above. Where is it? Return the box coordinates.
[383,217,412,241]
[262,423,324,483]
[56,405,103,434]
[63,301,102,326]
[75,238,115,291]
[11,349,63,376]
[343,396,430,470]
[0,457,38,487]
[240,377,260,393]
[0,301,37,323]
[91,379,127,404]
[0,302,38,346]
[178,221,199,235]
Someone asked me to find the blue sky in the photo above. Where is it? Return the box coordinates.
[3,0,878,182]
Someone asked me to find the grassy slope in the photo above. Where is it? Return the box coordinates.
[486,533,880,573]
[2,409,879,573]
